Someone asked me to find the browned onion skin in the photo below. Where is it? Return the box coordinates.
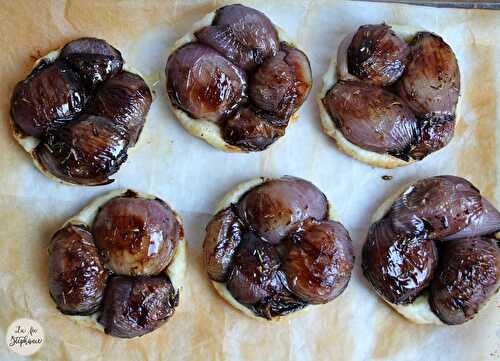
[11,60,87,138]
[222,106,285,151]
[92,194,182,276]
[396,32,460,119]
[347,24,409,86]
[430,238,500,325]
[236,176,328,244]
[99,275,178,338]
[60,37,123,88]
[362,217,438,304]
[166,43,247,122]
[409,114,455,160]
[88,71,152,146]
[34,115,129,186]
[389,176,483,239]
[226,232,283,304]
[195,4,279,71]
[283,219,354,304]
[444,197,500,241]
[203,207,242,282]
[249,43,312,119]
[48,224,108,315]
[323,81,419,158]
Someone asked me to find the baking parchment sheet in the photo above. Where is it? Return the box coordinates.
[0,0,499,360]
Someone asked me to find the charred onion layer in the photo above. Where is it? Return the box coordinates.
[11,37,151,185]
[323,24,460,162]
[203,176,354,319]
[48,191,182,337]
[362,176,500,324]
[166,4,312,152]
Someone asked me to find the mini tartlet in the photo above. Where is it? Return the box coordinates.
[319,24,461,168]
[10,38,152,185]
[165,4,312,152]
[48,189,187,338]
[362,176,500,325]
[203,176,354,320]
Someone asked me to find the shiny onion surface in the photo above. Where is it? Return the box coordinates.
[10,37,151,185]
[362,176,500,324]
[323,25,460,162]
[166,4,312,152]
[203,176,354,319]
[48,191,182,338]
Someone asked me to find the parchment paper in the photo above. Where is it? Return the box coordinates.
[0,1,499,360]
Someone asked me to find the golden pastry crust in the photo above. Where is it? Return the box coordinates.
[318,24,462,169]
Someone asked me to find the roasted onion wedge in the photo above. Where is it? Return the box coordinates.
[389,175,483,239]
[222,106,286,152]
[283,219,354,304]
[60,37,123,88]
[34,115,129,186]
[249,43,312,119]
[166,43,247,122]
[195,4,279,71]
[430,238,500,325]
[92,196,182,276]
[11,60,87,138]
[322,81,419,158]
[48,224,108,315]
[396,31,460,119]
[48,189,186,338]
[204,176,353,320]
[99,275,178,338]
[88,71,152,146]
[362,217,437,304]
[347,24,409,86]
[236,176,328,245]
[363,176,500,325]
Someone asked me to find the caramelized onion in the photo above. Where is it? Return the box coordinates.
[283,219,354,304]
[203,207,242,282]
[389,176,483,239]
[99,275,178,338]
[409,114,455,160]
[222,106,285,151]
[166,43,247,122]
[323,81,419,158]
[34,115,129,186]
[236,176,328,244]
[444,197,500,240]
[429,237,500,324]
[226,232,283,304]
[48,224,108,315]
[396,32,460,118]
[11,60,86,138]
[249,43,312,119]
[347,24,409,86]
[61,37,123,88]
[92,195,181,276]
[362,218,437,304]
[195,4,279,71]
[88,71,152,146]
